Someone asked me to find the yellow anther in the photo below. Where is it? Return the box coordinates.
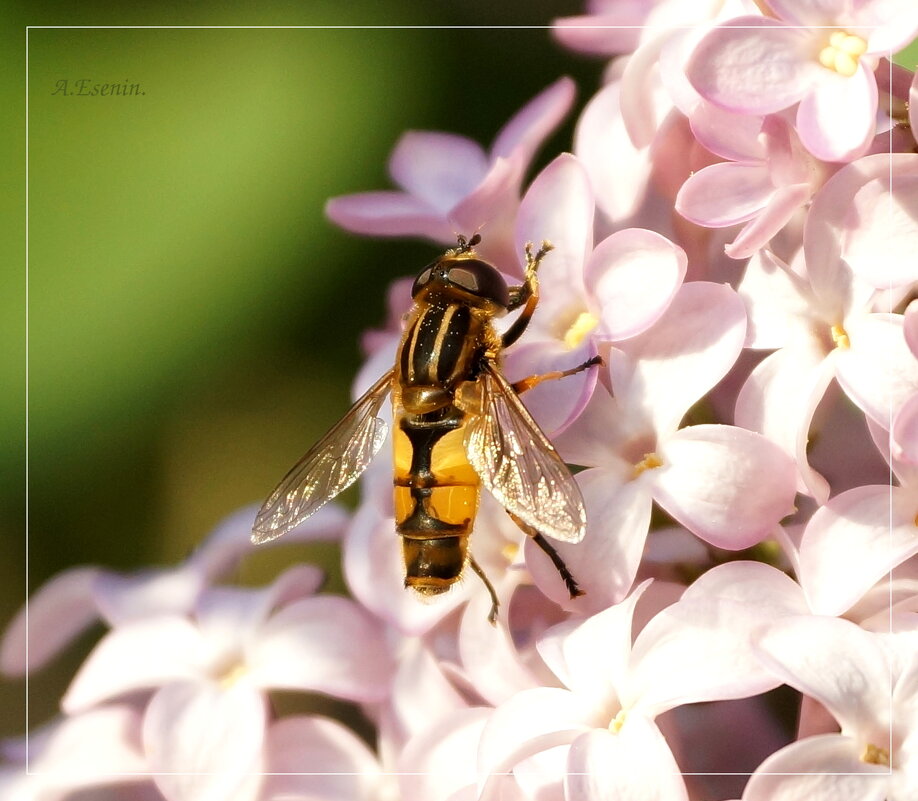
[218,661,248,688]
[609,708,627,734]
[831,324,850,349]
[632,452,663,478]
[501,541,520,563]
[839,34,867,56]
[819,31,868,77]
[563,311,599,349]
[861,743,890,766]
[834,52,858,77]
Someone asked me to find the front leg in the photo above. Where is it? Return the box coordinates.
[502,240,553,348]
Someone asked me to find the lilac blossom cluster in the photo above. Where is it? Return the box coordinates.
[5,2,918,799]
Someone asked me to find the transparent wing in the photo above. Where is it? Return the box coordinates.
[464,364,586,544]
[252,370,393,543]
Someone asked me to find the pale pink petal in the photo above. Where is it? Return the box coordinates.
[93,566,203,627]
[742,734,889,801]
[247,596,393,702]
[490,77,576,165]
[804,154,896,317]
[458,596,541,707]
[796,66,877,162]
[651,424,797,549]
[324,191,455,241]
[905,300,918,357]
[566,719,689,801]
[754,616,892,736]
[619,282,746,436]
[143,680,265,801]
[585,228,687,340]
[190,503,346,583]
[735,342,835,502]
[619,32,671,148]
[389,131,488,210]
[187,567,325,663]
[62,617,203,713]
[689,101,765,162]
[398,708,490,801]
[840,162,918,289]
[912,71,918,142]
[736,249,812,349]
[893,394,918,464]
[725,182,812,259]
[553,375,630,467]
[836,312,918,429]
[852,0,918,53]
[687,19,820,114]
[628,562,806,714]
[391,639,468,739]
[552,14,644,56]
[25,706,147,791]
[537,581,649,701]
[798,485,918,616]
[261,715,382,801]
[1,566,103,676]
[676,162,774,227]
[678,560,808,613]
[765,0,844,27]
[477,688,600,792]
[515,154,594,313]
[526,469,653,615]
[501,338,599,436]
[574,80,653,223]
[511,747,567,801]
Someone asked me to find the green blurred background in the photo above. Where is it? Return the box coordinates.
[4,1,605,736]
[5,2,918,740]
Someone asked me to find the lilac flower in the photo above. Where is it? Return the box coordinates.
[736,155,918,501]
[504,152,687,434]
[688,2,918,162]
[796,418,918,617]
[745,615,918,801]
[676,111,830,258]
[60,566,392,801]
[257,715,392,801]
[893,300,918,464]
[476,566,809,800]
[0,706,148,801]
[541,281,796,612]
[326,78,575,269]
[1,504,347,677]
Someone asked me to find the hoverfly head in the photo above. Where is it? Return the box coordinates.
[412,238,509,310]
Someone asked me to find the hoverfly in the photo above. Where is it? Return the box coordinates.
[252,235,600,622]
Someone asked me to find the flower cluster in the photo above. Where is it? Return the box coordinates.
[5,3,918,800]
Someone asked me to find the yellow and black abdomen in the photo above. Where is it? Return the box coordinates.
[393,300,492,596]
[393,406,480,595]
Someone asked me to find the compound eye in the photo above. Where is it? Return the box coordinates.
[411,267,433,297]
[445,266,479,293]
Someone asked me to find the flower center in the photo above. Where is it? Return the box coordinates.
[861,743,890,766]
[831,323,850,349]
[632,452,664,479]
[563,311,599,349]
[217,660,249,688]
[818,31,867,77]
[609,708,628,734]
